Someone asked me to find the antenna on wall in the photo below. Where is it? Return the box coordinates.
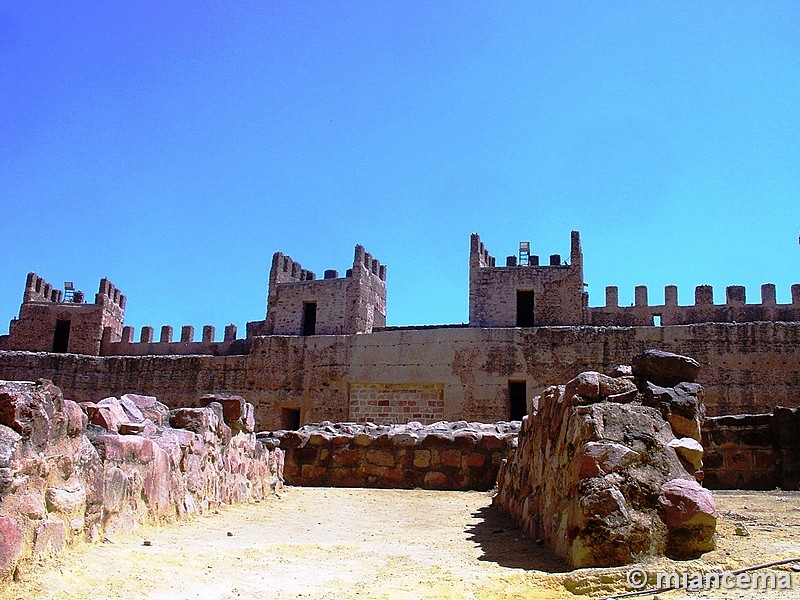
[519,242,530,266]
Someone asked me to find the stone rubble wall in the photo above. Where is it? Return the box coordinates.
[702,407,800,490]
[494,350,718,568]
[267,420,519,491]
[0,380,283,584]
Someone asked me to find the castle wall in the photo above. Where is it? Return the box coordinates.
[702,407,800,490]
[588,283,800,326]
[100,324,248,356]
[1,322,799,431]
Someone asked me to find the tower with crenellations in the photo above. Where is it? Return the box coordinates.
[469,231,586,327]
[259,244,387,336]
[4,272,125,355]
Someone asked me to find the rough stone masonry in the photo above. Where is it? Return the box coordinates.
[0,380,283,583]
[494,350,717,567]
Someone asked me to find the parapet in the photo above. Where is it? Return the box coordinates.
[470,233,496,268]
[270,252,317,284]
[102,322,247,356]
[470,231,582,271]
[588,283,800,326]
[23,273,63,303]
[96,277,126,310]
[22,272,126,311]
[353,245,387,282]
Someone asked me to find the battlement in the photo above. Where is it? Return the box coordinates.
[469,231,585,327]
[96,277,126,310]
[22,272,126,311]
[264,244,387,335]
[23,272,63,303]
[353,245,388,282]
[469,234,496,268]
[101,322,246,356]
[588,283,800,326]
[270,252,317,284]
[470,231,583,271]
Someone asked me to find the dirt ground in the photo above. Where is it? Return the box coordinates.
[2,488,800,600]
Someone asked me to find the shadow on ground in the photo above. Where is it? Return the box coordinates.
[465,504,571,573]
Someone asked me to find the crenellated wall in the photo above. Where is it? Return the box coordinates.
[587,283,800,326]
[100,323,248,356]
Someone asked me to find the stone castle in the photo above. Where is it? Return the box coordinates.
[1,231,799,431]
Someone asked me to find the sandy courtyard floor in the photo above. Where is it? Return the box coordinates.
[2,487,800,599]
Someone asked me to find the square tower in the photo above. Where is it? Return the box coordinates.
[468,231,585,327]
[4,273,125,355]
[264,245,387,335]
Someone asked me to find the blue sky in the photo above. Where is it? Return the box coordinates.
[1,2,798,336]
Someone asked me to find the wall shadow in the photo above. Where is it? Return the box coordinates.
[465,504,571,573]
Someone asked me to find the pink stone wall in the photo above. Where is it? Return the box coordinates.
[0,380,282,583]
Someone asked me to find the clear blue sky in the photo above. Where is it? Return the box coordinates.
[2,2,798,336]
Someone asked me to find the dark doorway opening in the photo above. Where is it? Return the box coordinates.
[52,319,71,353]
[508,380,527,420]
[302,301,317,336]
[516,290,535,327]
[281,408,301,430]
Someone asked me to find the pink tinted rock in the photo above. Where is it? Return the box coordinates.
[0,380,61,445]
[33,519,66,556]
[244,403,255,433]
[121,394,169,426]
[102,466,128,514]
[95,434,156,464]
[565,372,601,404]
[608,365,633,378]
[0,516,23,580]
[18,493,47,520]
[44,482,86,514]
[200,394,246,430]
[117,395,145,423]
[119,422,145,435]
[92,397,128,433]
[63,399,87,436]
[659,478,717,528]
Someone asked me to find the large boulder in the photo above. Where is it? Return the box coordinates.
[633,349,700,387]
[494,351,715,567]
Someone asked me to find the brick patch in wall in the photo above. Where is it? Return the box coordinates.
[348,382,444,424]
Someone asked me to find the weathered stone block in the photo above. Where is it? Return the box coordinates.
[33,519,66,556]
[0,516,23,580]
[45,482,86,514]
[633,350,700,387]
